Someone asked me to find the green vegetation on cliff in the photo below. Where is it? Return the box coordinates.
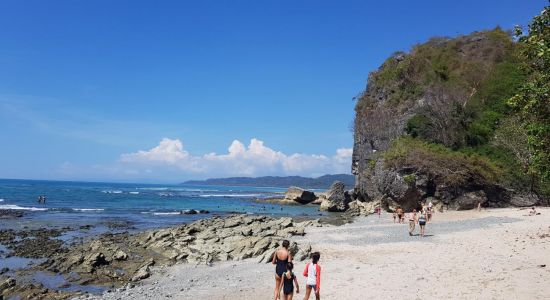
[508,7,550,182]
[384,137,502,189]
[354,6,550,197]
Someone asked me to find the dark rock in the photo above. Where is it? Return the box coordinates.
[0,210,24,219]
[320,181,351,212]
[284,187,316,204]
[83,252,109,270]
[449,191,487,210]
[11,237,65,258]
[0,277,16,290]
[509,193,540,207]
[181,209,210,215]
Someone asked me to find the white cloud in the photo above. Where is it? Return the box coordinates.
[119,138,352,178]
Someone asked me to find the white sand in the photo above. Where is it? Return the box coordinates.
[85,208,550,300]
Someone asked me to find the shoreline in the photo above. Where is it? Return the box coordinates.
[2,207,549,299]
[0,213,318,299]
[77,207,550,300]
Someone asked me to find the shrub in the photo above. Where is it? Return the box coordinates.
[384,137,502,188]
[367,159,376,170]
[403,174,416,184]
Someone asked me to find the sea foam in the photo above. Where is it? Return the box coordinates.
[152,212,181,216]
[199,194,261,198]
[102,190,123,194]
[72,208,105,212]
[0,204,48,211]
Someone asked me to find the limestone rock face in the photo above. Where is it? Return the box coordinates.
[284,187,316,204]
[320,181,351,212]
[0,277,16,290]
[509,193,540,207]
[351,30,543,211]
[449,191,487,210]
[131,266,150,281]
[346,200,378,216]
[83,252,109,270]
[113,250,128,261]
[48,215,313,285]
[311,192,326,205]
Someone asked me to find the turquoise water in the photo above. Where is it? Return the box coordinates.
[0,179,323,231]
[0,179,323,295]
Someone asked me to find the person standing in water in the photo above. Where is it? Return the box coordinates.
[273,240,293,300]
[408,209,417,236]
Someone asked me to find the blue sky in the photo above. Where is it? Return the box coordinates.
[0,0,546,182]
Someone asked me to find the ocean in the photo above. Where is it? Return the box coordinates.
[0,178,324,232]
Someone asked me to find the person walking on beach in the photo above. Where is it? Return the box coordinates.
[275,262,300,300]
[396,207,404,223]
[408,209,417,236]
[418,211,427,237]
[303,252,321,300]
[426,201,433,222]
[273,240,293,300]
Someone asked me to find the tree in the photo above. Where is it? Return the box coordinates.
[508,5,550,180]
[492,116,532,173]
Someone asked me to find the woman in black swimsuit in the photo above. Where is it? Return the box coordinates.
[272,240,292,300]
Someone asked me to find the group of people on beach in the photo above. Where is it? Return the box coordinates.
[272,240,321,300]
[392,201,434,237]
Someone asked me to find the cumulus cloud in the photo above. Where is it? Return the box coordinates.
[119,138,352,178]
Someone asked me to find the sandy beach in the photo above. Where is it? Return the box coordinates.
[79,207,550,300]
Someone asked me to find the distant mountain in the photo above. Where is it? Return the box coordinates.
[183,174,355,190]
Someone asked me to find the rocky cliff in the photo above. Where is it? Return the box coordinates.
[352,29,546,210]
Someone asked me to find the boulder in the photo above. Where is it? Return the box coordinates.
[47,214,316,286]
[83,252,109,269]
[347,200,378,216]
[223,217,244,228]
[284,187,316,204]
[311,193,326,205]
[131,266,150,281]
[320,181,351,212]
[293,243,312,261]
[449,191,487,210]
[509,193,540,207]
[0,277,16,290]
[113,250,128,261]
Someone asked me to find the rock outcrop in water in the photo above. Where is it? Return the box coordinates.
[46,215,310,291]
[284,187,317,204]
[320,181,352,212]
[1,215,315,299]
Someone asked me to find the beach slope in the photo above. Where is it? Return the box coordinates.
[83,208,550,300]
